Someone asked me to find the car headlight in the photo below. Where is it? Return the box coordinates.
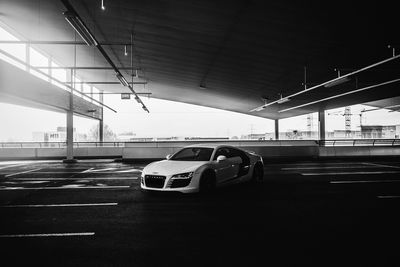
[171,172,194,179]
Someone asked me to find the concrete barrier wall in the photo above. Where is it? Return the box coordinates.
[0,143,399,160]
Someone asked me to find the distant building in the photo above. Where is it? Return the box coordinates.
[32,127,87,142]
[361,125,399,139]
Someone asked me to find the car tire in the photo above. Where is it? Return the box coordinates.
[199,170,216,194]
[251,163,264,183]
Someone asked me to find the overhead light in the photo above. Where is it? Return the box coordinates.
[101,0,105,10]
[324,76,350,88]
[63,11,98,46]
[277,97,290,104]
[134,95,141,103]
[124,45,128,56]
[116,73,129,86]
[252,106,266,112]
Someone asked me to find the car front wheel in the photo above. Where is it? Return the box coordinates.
[252,163,264,183]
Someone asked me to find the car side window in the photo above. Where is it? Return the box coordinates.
[213,147,231,160]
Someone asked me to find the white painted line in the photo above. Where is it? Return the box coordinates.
[0,232,95,238]
[301,171,400,176]
[116,169,143,173]
[11,177,138,181]
[377,196,400,199]
[363,162,400,169]
[0,185,130,191]
[5,168,42,178]
[81,168,94,173]
[330,180,400,184]
[88,168,118,172]
[0,203,118,208]
[0,164,24,170]
[19,171,134,174]
[282,166,374,170]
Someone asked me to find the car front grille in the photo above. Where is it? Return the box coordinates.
[144,175,166,188]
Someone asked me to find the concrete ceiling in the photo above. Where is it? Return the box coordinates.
[1,0,399,119]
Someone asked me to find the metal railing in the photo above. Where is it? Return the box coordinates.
[0,139,399,148]
[0,142,125,148]
[319,139,400,147]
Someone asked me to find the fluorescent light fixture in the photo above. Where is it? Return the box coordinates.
[63,11,98,46]
[324,76,350,88]
[134,95,141,103]
[277,97,290,104]
[252,106,265,112]
[124,45,128,56]
[101,0,105,10]
[116,73,129,86]
[279,78,400,113]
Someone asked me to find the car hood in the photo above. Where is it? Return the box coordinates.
[143,160,207,176]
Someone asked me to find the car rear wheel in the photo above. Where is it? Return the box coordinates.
[252,163,264,183]
[199,170,216,194]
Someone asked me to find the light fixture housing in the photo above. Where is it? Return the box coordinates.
[63,11,98,46]
[116,73,129,87]
[134,96,141,104]
[277,97,290,104]
[324,76,350,88]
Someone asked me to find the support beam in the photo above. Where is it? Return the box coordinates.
[275,119,279,140]
[319,109,326,140]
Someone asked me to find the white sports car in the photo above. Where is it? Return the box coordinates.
[140,144,264,193]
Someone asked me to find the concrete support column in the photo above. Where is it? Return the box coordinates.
[99,91,104,142]
[275,119,279,140]
[319,109,326,140]
[64,69,76,163]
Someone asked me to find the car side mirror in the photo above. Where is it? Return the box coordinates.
[217,155,227,162]
[166,154,172,160]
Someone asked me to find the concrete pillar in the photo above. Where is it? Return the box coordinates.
[99,91,104,142]
[64,69,76,163]
[275,119,279,140]
[319,109,326,140]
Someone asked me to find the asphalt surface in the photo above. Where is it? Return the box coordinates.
[1,159,400,266]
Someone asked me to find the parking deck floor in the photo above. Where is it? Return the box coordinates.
[1,159,400,266]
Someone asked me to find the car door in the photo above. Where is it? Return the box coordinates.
[213,147,236,184]
[227,148,244,180]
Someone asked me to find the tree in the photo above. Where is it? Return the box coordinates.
[89,124,116,141]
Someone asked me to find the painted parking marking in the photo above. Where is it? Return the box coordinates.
[0,203,118,208]
[0,232,95,238]
[301,171,400,176]
[9,177,138,181]
[330,180,400,184]
[282,165,377,170]
[21,171,135,174]
[0,164,27,170]
[87,168,118,172]
[5,168,42,178]
[363,162,400,169]
[115,169,143,173]
[81,168,94,173]
[377,196,400,199]
[0,185,130,190]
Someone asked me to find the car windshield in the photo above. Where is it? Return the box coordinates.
[170,147,214,161]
